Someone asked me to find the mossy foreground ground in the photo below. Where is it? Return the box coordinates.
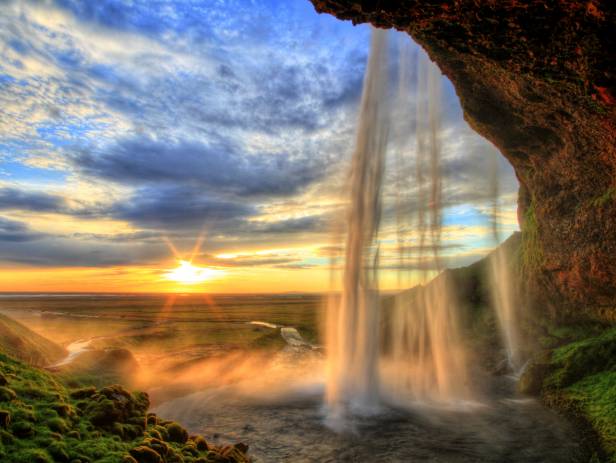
[521,326,616,463]
[0,352,249,463]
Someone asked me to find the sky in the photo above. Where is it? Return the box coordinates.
[0,0,519,293]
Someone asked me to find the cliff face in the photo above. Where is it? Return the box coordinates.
[311,0,616,319]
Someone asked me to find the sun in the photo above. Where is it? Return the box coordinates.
[164,260,219,285]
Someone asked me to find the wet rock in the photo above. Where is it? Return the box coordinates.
[518,359,551,395]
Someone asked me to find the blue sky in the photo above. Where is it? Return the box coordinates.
[0,0,518,292]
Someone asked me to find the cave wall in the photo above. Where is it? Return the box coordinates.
[310,0,616,320]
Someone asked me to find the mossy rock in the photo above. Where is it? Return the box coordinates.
[12,419,35,437]
[52,403,74,418]
[165,422,188,444]
[69,387,97,400]
[191,436,209,452]
[182,443,199,457]
[142,437,169,458]
[0,410,10,428]
[47,417,69,433]
[129,445,163,463]
[0,386,16,402]
[153,424,169,441]
[85,385,148,433]
[548,330,616,389]
[10,448,52,463]
[47,441,70,462]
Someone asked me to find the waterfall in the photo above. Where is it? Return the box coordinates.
[383,48,471,405]
[488,152,523,371]
[489,245,523,370]
[325,28,473,428]
[325,28,390,427]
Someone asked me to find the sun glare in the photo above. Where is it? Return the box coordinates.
[164,260,219,285]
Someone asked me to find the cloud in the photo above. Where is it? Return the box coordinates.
[0,217,45,242]
[250,215,327,234]
[0,187,66,212]
[73,137,329,197]
[108,185,254,231]
[0,0,520,278]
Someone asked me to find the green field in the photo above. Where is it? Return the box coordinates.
[0,293,324,396]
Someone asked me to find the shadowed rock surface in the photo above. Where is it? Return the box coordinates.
[310,0,616,320]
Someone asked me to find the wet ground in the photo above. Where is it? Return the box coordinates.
[154,357,585,463]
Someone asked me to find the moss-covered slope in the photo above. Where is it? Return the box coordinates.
[0,351,250,463]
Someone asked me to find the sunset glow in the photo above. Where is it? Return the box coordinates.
[0,1,519,293]
[164,260,221,285]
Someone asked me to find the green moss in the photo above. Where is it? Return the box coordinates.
[536,327,616,462]
[0,350,250,463]
[565,372,616,461]
[519,201,543,275]
[165,421,188,444]
[591,187,616,208]
[46,417,68,433]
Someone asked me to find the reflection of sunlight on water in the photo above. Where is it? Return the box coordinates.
[50,339,93,367]
[248,321,279,329]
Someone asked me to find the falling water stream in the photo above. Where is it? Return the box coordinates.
[154,28,585,462]
[325,27,472,425]
[325,28,389,426]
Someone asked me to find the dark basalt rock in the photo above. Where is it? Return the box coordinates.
[310,0,616,320]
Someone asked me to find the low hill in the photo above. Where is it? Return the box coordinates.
[0,314,66,367]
